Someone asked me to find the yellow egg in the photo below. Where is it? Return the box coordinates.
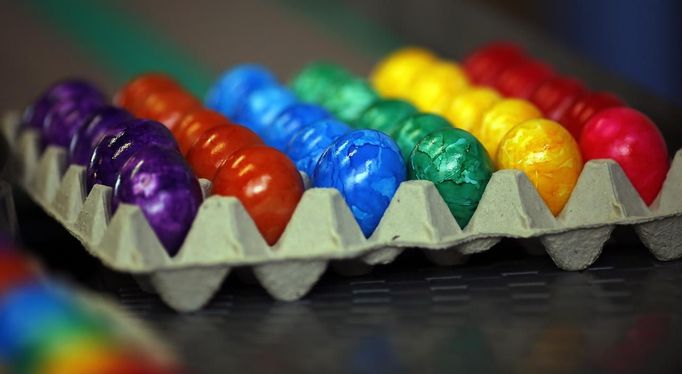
[371,47,437,98]
[406,61,470,115]
[445,86,501,132]
[497,119,583,215]
[475,99,542,158]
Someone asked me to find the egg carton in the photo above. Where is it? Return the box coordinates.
[3,111,682,311]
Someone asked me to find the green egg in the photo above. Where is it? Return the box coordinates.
[408,127,493,228]
[355,99,418,135]
[322,78,379,123]
[290,61,352,104]
[394,113,451,160]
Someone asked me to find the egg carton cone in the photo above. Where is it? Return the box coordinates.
[3,111,682,311]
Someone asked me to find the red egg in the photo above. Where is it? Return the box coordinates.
[186,125,263,180]
[530,76,586,121]
[580,107,669,205]
[116,74,182,115]
[139,90,201,130]
[560,91,624,140]
[463,42,526,85]
[495,59,555,99]
[0,252,37,296]
[212,146,304,245]
[172,108,231,156]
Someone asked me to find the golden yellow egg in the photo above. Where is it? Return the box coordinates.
[406,61,469,115]
[370,47,437,98]
[475,98,542,158]
[445,86,501,132]
[497,119,583,215]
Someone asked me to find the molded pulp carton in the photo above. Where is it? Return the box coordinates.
[3,112,681,311]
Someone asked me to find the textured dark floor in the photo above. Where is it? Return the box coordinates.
[14,192,682,373]
[105,239,682,374]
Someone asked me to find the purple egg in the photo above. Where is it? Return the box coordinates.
[22,79,105,131]
[113,146,202,255]
[69,106,133,166]
[86,120,178,191]
[42,95,105,148]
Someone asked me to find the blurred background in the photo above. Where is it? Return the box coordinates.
[1,1,681,373]
[2,0,681,107]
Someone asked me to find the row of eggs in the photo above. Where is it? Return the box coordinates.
[370,43,670,206]
[18,42,671,256]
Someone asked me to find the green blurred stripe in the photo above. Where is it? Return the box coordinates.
[23,0,213,97]
[275,0,403,58]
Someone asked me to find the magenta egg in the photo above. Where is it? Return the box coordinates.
[580,107,669,205]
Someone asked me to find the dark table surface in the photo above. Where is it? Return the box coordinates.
[3,1,682,373]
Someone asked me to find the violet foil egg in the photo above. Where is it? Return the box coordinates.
[86,120,179,191]
[22,79,105,131]
[42,95,105,148]
[113,146,202,255]
[69,106,133,166]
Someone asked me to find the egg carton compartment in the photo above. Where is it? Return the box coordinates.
[3,111,682,311]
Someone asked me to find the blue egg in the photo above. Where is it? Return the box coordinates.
[205,64,277,118]
[313,130,406,237]
[285,119,350,176]
[269,103,330,151]
[232,85,296,139]
[0,283,85,359]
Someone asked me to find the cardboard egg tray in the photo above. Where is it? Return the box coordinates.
[3,111,682,311]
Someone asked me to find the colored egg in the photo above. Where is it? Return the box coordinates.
[354,99,417,137]
[476,99,542,159]
[290,62,352,104]
[269,103,330,151]
[115,73,181,114]
[407,61,469,115]
[0,283,92,360]
[22,80,105,131]
[395,113,452,160]
[0,252,37,296]
[232,85,296,138]
[463,42,526,85]
[138,89,200,130]
[205,64,277,117]
[408,128,493,227]
[113,146,202,255]
[86,120,178,191]
[17,311,110,374]
[313,130,406,237]
[285,118,350,176]
[580,107,669,205]
[495,59,554,99]
[530,76,586,121]
[321,78,379,123]
[444,86,501,132]
[186,125,263,180]
[559,92,624,140]
[172,108,230,155]
[212,146,304,245]
[371,47,437,98]
[497,119,583,215]
[42,95,105,148]
[68,106,133,166]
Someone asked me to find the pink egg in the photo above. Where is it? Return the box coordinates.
[580,107,669,205]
